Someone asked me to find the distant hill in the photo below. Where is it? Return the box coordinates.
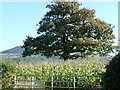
[0,46,112,61]
[0,46,24,54]
[0,46,61,61]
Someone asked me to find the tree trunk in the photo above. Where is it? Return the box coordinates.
[64,57,69,61]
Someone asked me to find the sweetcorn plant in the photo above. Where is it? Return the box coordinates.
[15,60,107,88]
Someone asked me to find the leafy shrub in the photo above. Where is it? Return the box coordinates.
[0,60,16,89]
[102,52,120,90]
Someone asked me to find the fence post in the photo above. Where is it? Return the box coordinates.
[14,76,16,89]
[73,76,76,89]
[32,76,34,90]
[51,74,54,89]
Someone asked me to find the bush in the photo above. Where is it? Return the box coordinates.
[102,52,120,90]
[0,60,16,89]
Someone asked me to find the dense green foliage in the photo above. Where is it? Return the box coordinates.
[22,2,115,61]
[0,60,2,89]
[102,52,120,90]
[0,60,16,89]
[1,60,108,88]
[17,60,107,88]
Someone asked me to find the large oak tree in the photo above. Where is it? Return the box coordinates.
[22,2,115,61]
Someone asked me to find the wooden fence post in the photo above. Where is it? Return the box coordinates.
[14,76,16,89]
[73,76,76,89]
[51,74,54,89]
[32,76,34,90]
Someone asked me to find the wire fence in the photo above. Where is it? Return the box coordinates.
[14,74,104,90]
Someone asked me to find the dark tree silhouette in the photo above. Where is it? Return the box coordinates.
[22,2,115,61]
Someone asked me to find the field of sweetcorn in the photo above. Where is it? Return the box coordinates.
[1,59,109,89]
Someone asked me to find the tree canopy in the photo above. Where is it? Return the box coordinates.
[22,2,115,61]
